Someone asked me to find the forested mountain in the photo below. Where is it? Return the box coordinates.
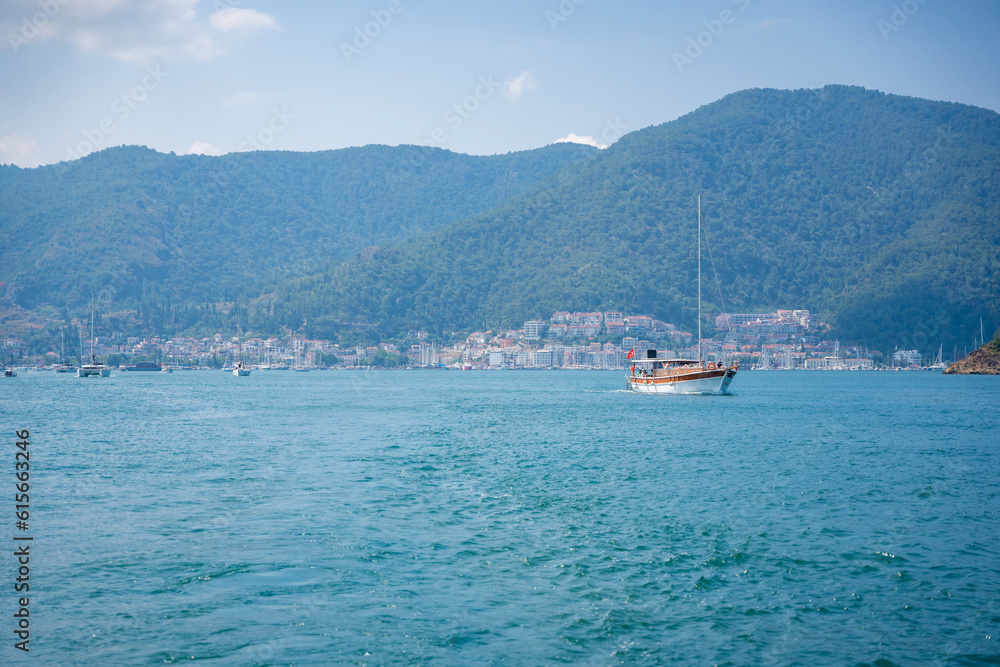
[2,85,997,354]
[0,141,597,316]
[272,86,999,353]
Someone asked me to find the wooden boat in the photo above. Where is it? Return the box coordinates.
[627,350,737,394]
[627,196,738,394]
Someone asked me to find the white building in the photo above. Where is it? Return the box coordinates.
[523,320,547,339]
[892,349,922,367]
[532,349,553,366]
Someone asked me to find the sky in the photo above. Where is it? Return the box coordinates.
[0,0,998,167]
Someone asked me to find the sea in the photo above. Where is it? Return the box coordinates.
[2,369,998,665]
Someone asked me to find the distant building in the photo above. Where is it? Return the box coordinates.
[548,324,568,337]
[716,310,811,332]
[892,349,922,366]
[624,315,653,333]
[604,312,625,336]
[568,323,601,337]
[570,312,603,326]
[532,349,553,366]
[523,320,547,339]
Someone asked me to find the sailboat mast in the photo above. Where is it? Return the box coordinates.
[90,294,96,363]
[697,195,702,364]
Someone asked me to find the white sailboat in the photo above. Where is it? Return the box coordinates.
[626,196,738,394]
[930,344,947,371]
[233,304,250,376]
[52,327,71,372]
[78,296,111,377]
[293,341,310,372]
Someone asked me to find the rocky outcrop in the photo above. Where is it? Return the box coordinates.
[944,336,1000,375]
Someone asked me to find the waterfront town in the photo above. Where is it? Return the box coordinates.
[5,308,937,370]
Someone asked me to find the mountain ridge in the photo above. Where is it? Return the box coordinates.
[0,140,597,318]
[1,85,997,355]
[270,85,999,353]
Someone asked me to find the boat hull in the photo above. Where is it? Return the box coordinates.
[233,369,250,376]
[77,366,111,378]
[125,363,162,371]
[628,367,736,394]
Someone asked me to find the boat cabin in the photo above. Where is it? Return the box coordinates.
[630,349,723,378]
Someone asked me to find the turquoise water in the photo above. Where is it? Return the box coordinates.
[2,369,998,664]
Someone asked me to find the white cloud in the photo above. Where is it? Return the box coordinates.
[187,141,221,156]
[553,133,609,149]
[209,8,278,33]
[222,91,261,108]
[0,0,275,63]
[501,70,538,102]
[0,132,43,167]
[755,18,790,30]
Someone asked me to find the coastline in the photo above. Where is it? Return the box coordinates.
[943,337,1000,375]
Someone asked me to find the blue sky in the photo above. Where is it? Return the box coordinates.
[1,0,998,167]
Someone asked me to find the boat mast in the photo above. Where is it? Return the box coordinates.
[90,293,96,364]
[697,195,702,364]
[236,303,241,367]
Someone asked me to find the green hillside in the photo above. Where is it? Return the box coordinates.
[0,141,597,319]
[272,86,999,353]
[2,86,997,355]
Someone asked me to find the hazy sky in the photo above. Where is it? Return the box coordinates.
[1,0,997,167]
